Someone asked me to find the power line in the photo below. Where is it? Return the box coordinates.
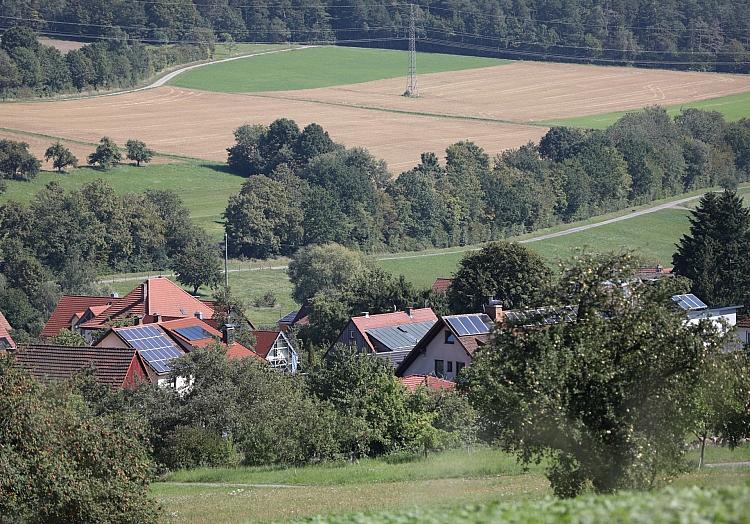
[404,3,417,97]
[421,37,750,66]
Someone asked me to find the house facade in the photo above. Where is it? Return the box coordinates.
[396,313,493,380]
[253,330,298,372]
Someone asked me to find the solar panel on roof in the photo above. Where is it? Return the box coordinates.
[446,314,491,336]
[671,294,707,311]
[117,325,184,374]
[174,326,213,341]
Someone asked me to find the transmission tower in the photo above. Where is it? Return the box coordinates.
[404,3,418,97]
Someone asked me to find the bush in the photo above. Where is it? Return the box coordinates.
[161,425,240,470]
[253,290,278,308]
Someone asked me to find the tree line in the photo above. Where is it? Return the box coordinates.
[2,0,750,71]
[0,26,210,97]
[225,108,750,259]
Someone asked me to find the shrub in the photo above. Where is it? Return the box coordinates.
[161,425,240,470]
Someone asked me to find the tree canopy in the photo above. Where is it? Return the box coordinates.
[464,253,723,497]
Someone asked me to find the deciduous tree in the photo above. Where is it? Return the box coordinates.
[44,141,78,172]
[171,233,222,294]
[88,136,121,169]
[126,139,155,167]
[465,253,723,497]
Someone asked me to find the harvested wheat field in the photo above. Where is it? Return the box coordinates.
[3,50,750,171]
[272,61,750,123]
[0,87,545,171]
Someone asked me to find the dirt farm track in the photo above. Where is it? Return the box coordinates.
[3,57,750,171]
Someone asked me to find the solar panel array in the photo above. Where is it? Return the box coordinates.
[671,294,708,311]
[174,325,214,341]
[117,325,184,374]
[445,314,492,336]
[504,306,578,327]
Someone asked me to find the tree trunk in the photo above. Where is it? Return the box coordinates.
[699,434,707,469]
[193,285,200,295]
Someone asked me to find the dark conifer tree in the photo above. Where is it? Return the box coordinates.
[673,191,750,307]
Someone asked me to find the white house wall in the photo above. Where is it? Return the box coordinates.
[401,328,470,380]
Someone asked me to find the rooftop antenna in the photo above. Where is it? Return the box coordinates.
[224,233,229,289]
[404,3,418,97]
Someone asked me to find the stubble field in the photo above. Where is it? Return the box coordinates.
[3,46,750,172]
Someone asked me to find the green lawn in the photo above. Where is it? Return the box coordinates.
[151,446,750,523]
[169,46,507,93]
[0,161,244,239]
[539,89,750,129]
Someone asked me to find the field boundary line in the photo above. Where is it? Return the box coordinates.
[243,92,539,128]
[161,481,302,489]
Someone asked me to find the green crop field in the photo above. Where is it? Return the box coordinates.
[169,46,507,93]
[0,161,244,239]
[151,446,750,523]
[540,89,750,129]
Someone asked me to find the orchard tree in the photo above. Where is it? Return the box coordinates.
[673,190,750,307]
[88,137,121,169]
[448,242,551,314]
[0,140,40,180]
[287,243,370,304]
[171,234,223,294]
[126,139,155,167]
[692,350,750,468]
[0,360,158,522]
[44,141,78,172]
[465,253,723,497]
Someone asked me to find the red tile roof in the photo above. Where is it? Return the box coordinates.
[41,295,115,338]
[253,330,282,359]
[157,318,262,361]
[457,334,488,355]
[351,308,437,351]
[432,278,453,293]
[14,344,148,389]
[399,374,456,393]
[737,316,750,328]
[226,342,262,361]
[0,311,11,333]
[80,277,214,330]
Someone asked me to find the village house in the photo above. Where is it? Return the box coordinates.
[253,330,299,372]
[395,311,495,380]
[13,344,149,389]
[277,306,309,332]
[431,278,453,294]
[0,311,16,350]
[43,277,218,342]
[329,307,438,367]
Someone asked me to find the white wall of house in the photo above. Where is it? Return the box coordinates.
[400,328,470,380]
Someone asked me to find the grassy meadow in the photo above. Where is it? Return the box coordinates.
[151,445,750,523]
[540,89,750,129]
[169,46,507,92]
[0,161,244,239]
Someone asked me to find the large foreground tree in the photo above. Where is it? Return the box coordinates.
[465,253,724,497]
[673,190,750,307]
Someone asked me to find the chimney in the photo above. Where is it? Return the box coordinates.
[195,311,204,320]
[153,313,162,323]
[222,324,236,345]
[110,292,119,299]
[405,307,413,318]
[133,316,143,326]
[361,311,369,318]
[484,299,504,323]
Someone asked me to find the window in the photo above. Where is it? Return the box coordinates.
[434,359,444,377]
[444,330,455,344]
[447,361,453,373]
[456,362,465,374]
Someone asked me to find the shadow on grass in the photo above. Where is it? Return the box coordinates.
[200,161,246,178]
